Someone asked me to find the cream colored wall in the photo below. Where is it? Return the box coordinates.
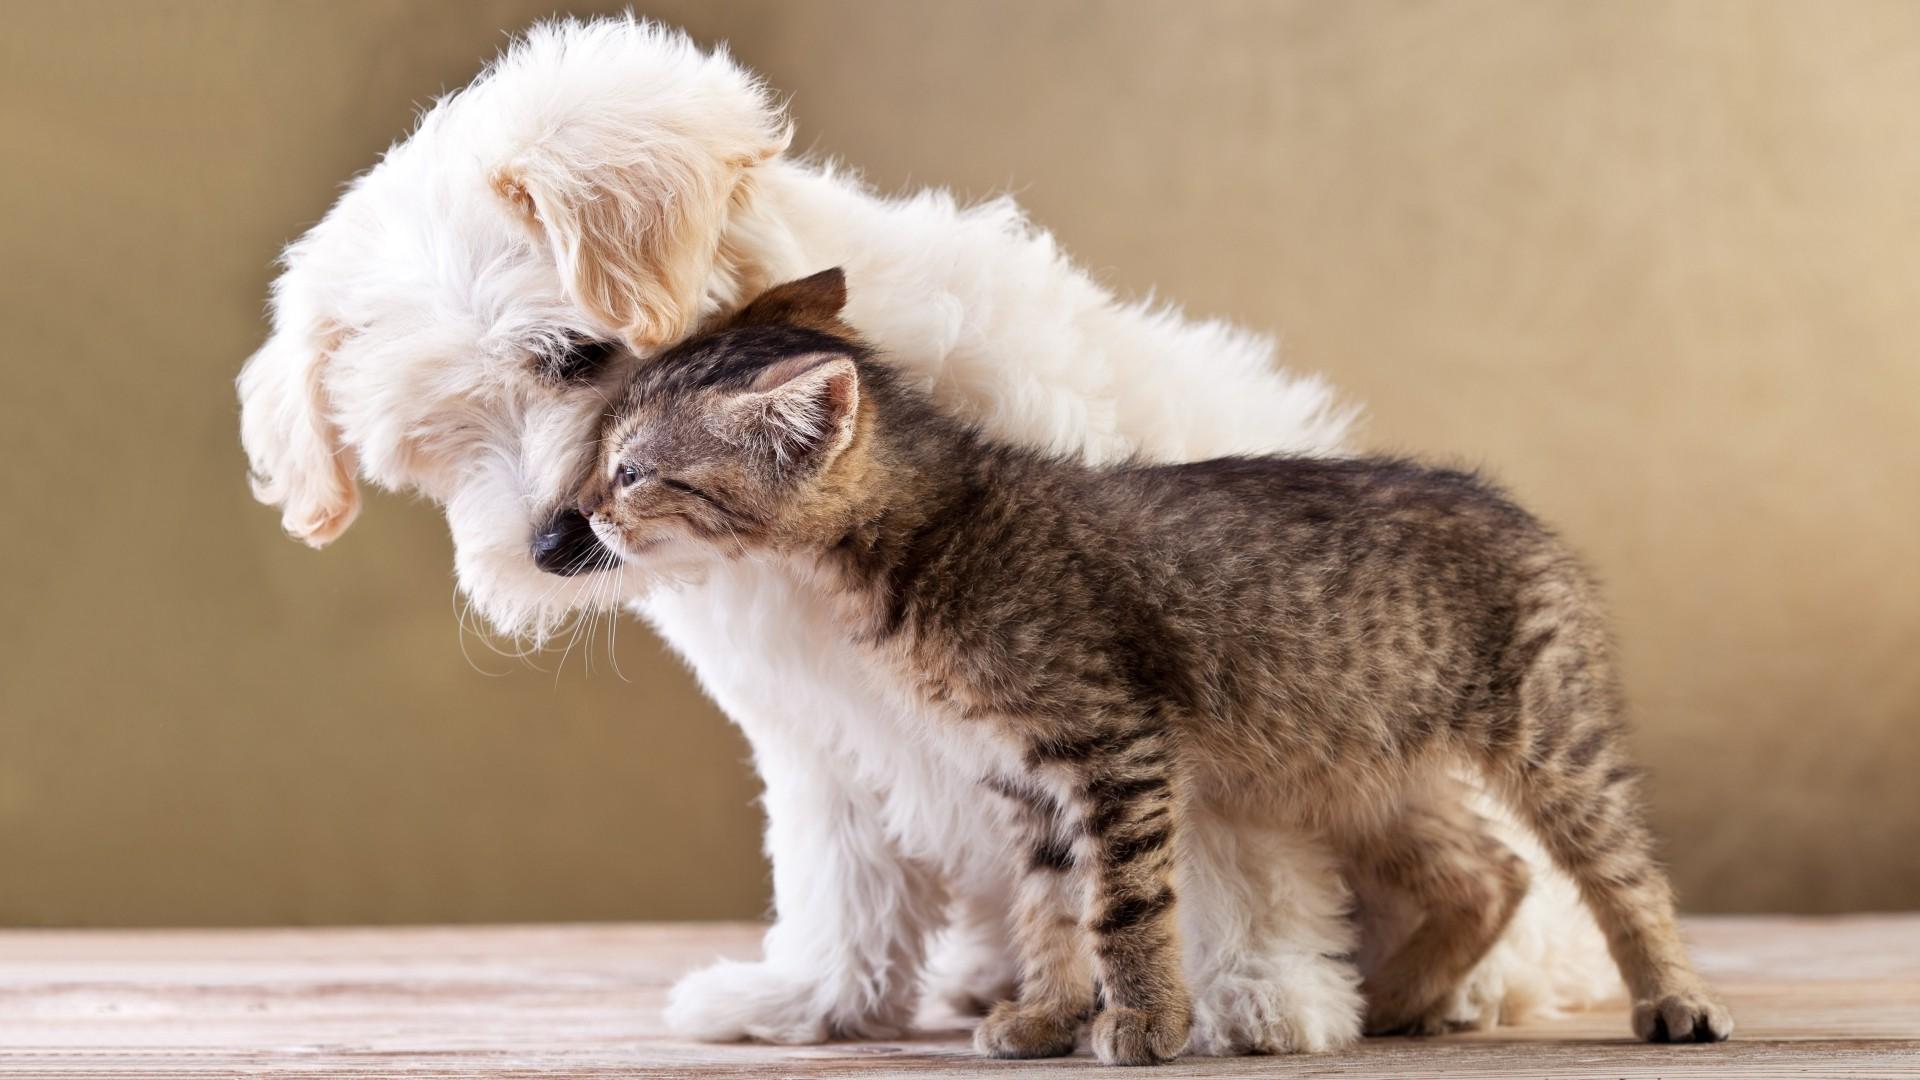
[1,1,1914,925]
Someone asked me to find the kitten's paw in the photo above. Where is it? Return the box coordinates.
[1188,958,1363,1055]
[1364,957,1544,1037]
[973,1001,1084,1058]
[1633,990,1734,1043]
[665,960,902,1044]
[1091,1004,1191,1066]
[1364,976,1466,1038]
[1364,996,1472,1038]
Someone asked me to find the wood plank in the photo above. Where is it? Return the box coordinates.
[1,917,1916,1077]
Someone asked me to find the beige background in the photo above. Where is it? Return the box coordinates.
[1,0,1915,926]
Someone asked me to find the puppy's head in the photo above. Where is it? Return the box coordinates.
[236,16,790,639]
[580,269,868,565]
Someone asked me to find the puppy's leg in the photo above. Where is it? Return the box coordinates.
[1182,804,1363,1055]
[648,574,945,1043]
[665,722,942,1043]
[925,887,1021,1018]
[1347,784,1530,1036]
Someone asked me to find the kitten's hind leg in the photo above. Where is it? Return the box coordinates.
[1489,606,1732,1044]
[1346,781,1530,1036]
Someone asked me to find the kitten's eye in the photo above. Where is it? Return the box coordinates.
[541,333,620,382]
[616,463,641,489]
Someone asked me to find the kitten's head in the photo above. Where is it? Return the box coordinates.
[580,268,871,564]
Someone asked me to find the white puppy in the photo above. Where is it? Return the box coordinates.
[238,16,1615,1052]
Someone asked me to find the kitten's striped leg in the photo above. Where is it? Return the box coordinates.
[1492,614,1732,1043]
[1073,728,1193,1066]
[974,780,1094,1058]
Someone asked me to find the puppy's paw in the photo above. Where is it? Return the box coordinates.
[926,930,1019,1017]
[1633,990,1734,1043]
[1188,956,1362,1055]
[665,960,902,1044]
[1433,951,1511,1031]
[1091,1004,1191,1066]
[973,1000,1084,1058]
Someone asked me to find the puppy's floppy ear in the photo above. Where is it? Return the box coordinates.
[734,268,848,329]
[237,318,360,548]
[715,353,860,468]
[491,109,789,352]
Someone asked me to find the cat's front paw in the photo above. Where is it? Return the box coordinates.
[1633,990,1734,1043]
[1188,957,1362,1055]
[665,960,903,1044]
[1091,1004,1191,1066]
[973,1000,1083,1058]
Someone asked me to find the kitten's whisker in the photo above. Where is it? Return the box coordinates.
[596,557,631,683]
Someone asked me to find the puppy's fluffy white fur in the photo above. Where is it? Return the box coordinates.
[239,16,1616,1051]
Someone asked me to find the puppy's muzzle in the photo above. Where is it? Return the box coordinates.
[530,509,615,576]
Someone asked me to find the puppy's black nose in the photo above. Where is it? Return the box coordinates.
[530,508,614,576]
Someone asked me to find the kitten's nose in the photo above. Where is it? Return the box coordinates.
[530,508,613,576]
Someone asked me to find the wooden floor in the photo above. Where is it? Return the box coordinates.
[2,916,1916,1077]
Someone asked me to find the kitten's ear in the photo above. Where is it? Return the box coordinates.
[733,268,848,329]
[718,352,860,467]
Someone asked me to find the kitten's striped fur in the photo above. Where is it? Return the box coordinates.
[582,271,1731,1063]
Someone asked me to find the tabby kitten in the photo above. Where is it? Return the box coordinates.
[581,270,1731,1064]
